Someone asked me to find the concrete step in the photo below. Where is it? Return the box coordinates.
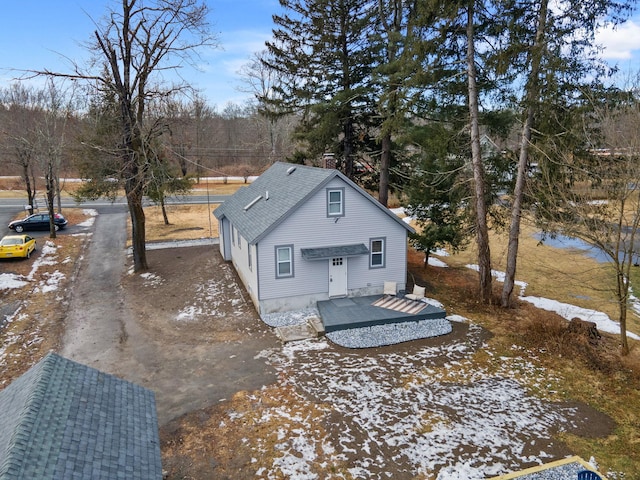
[275,323,317,343]
[307,316,325,336]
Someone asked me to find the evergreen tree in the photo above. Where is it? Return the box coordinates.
[499,0,633,307]
[404,123,471,267]
[265,0,377,177]
[406,0,509,303]
[370,0,416,206]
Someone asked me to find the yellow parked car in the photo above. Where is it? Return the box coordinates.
[0,234,37,259]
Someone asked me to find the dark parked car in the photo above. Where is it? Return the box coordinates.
[8,213,68,233]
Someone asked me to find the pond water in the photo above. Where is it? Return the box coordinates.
[532,232,612,263]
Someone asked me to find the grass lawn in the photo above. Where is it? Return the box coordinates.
[442,219,640,338]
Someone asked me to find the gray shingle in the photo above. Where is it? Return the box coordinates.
[301,243,370,260]
[214,162,413,244]
[0,353,161,480]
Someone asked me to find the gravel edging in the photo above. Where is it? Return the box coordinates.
[325,317,453,348]
[261,307,454,348]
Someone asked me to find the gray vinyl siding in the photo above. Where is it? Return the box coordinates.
[229,227,259,306]
[257,177,407,303]
[218,217,231,261]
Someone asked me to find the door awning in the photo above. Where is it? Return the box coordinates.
[301,243,369,260]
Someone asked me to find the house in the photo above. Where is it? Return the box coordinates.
[214,162,414,315]
[0,353,162,480]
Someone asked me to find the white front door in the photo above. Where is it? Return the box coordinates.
[328,257,347,297]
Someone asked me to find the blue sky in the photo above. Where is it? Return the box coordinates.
[0,0,282,108]
[1,1,639,108]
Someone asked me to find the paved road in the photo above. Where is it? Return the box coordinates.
[0,194,227,211]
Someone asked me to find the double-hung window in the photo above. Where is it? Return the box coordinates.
[275,245,294,278]
[370,237,385,268]
[327,188,345,217]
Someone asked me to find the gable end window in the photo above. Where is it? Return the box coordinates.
[326,188,345,217]
[275,245,294,278]
[370,237,386,268]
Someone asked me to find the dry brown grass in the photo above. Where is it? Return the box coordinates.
[436,218,640,336]
[0,209,91,388]
[141,204,219,243]
[0,177,248,198]
[408,248,640,476]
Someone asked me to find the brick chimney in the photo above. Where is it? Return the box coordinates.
[323,153,336,169]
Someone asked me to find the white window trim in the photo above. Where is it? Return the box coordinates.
[369,237,386,268]
[275,245,294,278]
[327,188,345,217]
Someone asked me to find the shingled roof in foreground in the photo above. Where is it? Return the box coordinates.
[0,352,161,480]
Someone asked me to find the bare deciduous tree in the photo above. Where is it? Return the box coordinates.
[33,79,77,238]
[34,0,217,271]
[240,50,297,163]
[0,84,40,213]
[91,0,217,272]
[534,89,640,355]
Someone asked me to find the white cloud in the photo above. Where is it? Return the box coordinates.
[213,29,272,58]
[596,20,640,60]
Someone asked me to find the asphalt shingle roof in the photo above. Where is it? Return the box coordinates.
[0,353,161,480]
[214,162,412,244]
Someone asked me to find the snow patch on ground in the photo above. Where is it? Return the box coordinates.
[140,272,164,287]
[75,209,98,227]
[428,257,449,268]
[174,260,252,322]
[0,273,28,290]
[0,241,66,294]
[250,321,588,479]
[466,264,528,295]
[521,295,640,340]
[466,263,640,340]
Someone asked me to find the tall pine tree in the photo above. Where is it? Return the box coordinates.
[265,0,377,177]
[499,0,633,307]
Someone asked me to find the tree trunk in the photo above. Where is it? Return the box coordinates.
[466,4,492,303]
[614,196,634,356]
[502,0,548,308]
[55,176,62,214]
[501,121,530,307]
[161,195,170,225]
[343,120,355,179]
[125,139,148,272]
[379,133,391,206]
[616,265,630,355]
[619,305,629,355]
[45,161,57,239]
[127,184,148,272]
[22,161,35,215]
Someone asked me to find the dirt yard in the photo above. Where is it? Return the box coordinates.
[1,206,638,479]
[117,245,281,423]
